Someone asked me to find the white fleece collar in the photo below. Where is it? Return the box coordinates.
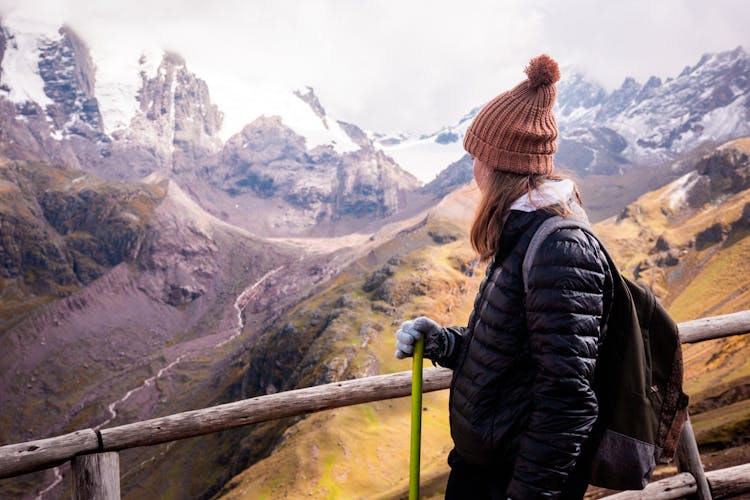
[509,178,577,212]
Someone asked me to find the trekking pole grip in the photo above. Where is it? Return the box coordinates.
[409,337,424,500]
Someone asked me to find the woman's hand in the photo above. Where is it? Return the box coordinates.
[395,316,454,361]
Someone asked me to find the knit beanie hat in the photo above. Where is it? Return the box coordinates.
[463,54,561,175]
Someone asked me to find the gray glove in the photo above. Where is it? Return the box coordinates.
[395,316,454,361]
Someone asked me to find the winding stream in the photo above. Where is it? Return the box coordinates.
[35,266,284,499]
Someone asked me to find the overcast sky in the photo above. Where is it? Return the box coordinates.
[1,0,748,136]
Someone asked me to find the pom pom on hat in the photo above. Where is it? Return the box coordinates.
[525,54,560,89]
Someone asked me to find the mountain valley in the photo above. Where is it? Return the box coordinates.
[0,12,748,500]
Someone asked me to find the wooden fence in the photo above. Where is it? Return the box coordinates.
[2,309,750,499]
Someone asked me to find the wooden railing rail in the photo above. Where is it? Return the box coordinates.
[604,463,750,499]
[1,309,750,498]
[678,309,750,343]
[0,369,453,479]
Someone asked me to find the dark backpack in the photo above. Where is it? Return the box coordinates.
[523,215,690,491]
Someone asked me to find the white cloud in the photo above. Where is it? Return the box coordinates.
[0,0,747,137]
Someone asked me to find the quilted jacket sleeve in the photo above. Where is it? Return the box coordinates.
[507,227,608,499]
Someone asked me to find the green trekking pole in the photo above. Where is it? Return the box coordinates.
[409,337,424,500]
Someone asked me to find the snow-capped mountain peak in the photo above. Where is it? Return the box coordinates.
[287,85,360,153]
[371,46,750,179]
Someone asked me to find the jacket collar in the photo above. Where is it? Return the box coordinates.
[509,179,577,212]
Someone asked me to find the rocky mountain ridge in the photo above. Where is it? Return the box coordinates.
[110,51,224,178]
[3,16,747,233]
[206,114,423,235]
[0,19,109,170]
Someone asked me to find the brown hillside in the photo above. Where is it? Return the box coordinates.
[593,137,750,474]
[217,139,750,499]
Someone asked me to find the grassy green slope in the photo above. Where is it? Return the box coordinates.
[215,186,481,499]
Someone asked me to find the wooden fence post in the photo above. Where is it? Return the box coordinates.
[71,452,120,500]
[676,416,712,500]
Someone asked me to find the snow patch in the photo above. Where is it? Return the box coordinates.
[94,47,163,135]
[371,112,475,182]
[696,95,749,142]
[557,103,600,125]
[274,95,360,154]
[661,171,701,210]
[0,15,59,106]
[168,70,177,155]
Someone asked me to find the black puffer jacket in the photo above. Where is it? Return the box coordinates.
[440,208,613,499]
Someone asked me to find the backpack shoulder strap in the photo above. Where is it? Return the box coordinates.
[522,215,594,294]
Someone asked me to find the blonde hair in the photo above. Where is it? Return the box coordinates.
[470,169,583,262]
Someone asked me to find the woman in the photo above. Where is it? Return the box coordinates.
[395,55,613,499]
